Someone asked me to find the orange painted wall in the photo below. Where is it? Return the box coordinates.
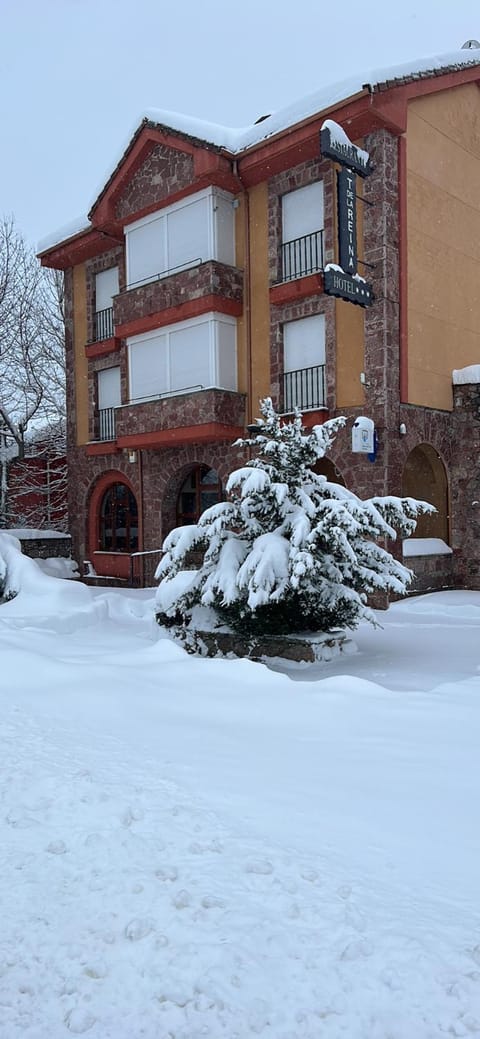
[248,183,271,421]
[72,264,89,444]
[335,300,365,407]
[407,83,480,409]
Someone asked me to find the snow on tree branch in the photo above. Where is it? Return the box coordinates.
[156,400,434,637]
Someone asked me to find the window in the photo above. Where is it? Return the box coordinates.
[128,313,237,402]
[177,466,222,525]
[125,188,235,289]
[281,182,324,282]
[282,314,326,412]
[99,483,138,552]
[97,367,121,441]
[94,267,119,341]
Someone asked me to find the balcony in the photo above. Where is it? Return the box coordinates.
[282,364,326,413]
[93,307,114,342]
[281,230,324,283]
[90,387,246,452]
[98,407,116,442]
[114,261,243,337]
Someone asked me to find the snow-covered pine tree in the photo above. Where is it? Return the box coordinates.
[156,399,433,636]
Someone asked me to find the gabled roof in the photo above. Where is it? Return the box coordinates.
[38,48,480,261]
[139,48,480,155]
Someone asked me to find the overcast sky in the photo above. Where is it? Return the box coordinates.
[1,0,479,248]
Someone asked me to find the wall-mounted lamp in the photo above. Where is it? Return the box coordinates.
[123,448,137,463]
[399,422,407,436]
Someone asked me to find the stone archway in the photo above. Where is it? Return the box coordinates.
[161,459,225,538]
[402,443,449,542]
[313,457,346,486]
[176,465,223,525]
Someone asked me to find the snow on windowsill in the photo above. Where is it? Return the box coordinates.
[403,538,452,558]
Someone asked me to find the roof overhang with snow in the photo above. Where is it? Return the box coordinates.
[38,50,480,269]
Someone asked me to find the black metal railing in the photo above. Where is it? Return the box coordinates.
[94,307,114,342]
[282,364,326,412]
[281,230,324,282]
[98,407,116,441]
[124,258,203,291]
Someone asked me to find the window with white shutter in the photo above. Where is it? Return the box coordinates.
[281,182,324,282]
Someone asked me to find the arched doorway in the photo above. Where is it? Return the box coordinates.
[176,465,222,525]
[402,444,449,541]
[99,482,139,552]
[87,472,140,581]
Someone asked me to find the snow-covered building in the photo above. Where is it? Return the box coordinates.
[39,49,480,589]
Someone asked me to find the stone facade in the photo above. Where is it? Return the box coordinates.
[51,95,480,592]
[67,438,246,570]
[114,261,243,328]
[116,388,245,441]
[115,143,195,221]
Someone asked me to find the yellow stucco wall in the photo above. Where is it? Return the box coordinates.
[246,183,271,422]
[335,300,365,407]
[72,265,89,445]
[407,83,480,409]
[234,198,247,395]
[235,186,270,420]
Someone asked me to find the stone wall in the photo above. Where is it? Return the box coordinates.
[17,535,72,560]
[116,388,246,440]
[406,552,455,594]
[66,437,247,567]
[450,383,480,588]
[114,261,243,328]
[115,143,195,221]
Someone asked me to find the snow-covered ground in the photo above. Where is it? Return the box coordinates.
[2,573,480,1037]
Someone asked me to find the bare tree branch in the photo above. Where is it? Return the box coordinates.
[0,216,66,525]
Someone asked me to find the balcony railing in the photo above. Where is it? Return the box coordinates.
[98,407,116,441]
[282,364,326,413]
[281,230,324,283]
[94,306,114,342]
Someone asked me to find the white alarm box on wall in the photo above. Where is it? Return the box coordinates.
[352,416,375,453]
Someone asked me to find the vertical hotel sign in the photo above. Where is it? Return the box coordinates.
[338,168,357,273]
[320,120,374,307]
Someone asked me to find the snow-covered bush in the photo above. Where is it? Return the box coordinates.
[156,400,433,636]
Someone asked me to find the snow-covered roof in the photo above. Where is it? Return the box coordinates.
[141,49,480,155]
[39,48,480,256]
[37,215,92,256]
[452,364,480,385]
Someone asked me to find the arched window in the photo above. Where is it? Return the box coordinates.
[402,444,449,542]
[176,466,222,525]
[100,483,138,552]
